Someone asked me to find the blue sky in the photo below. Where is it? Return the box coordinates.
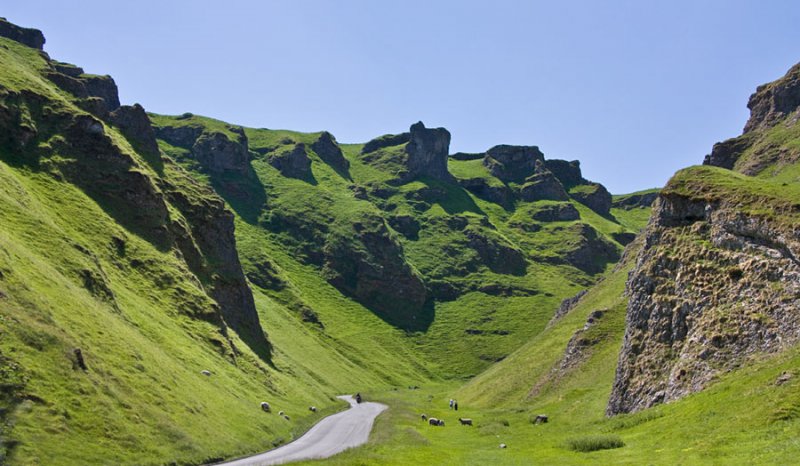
[6,1,800,193]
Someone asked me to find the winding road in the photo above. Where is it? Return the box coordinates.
[215,395,387,466]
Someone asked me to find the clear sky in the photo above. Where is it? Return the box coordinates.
[6,1,800,193]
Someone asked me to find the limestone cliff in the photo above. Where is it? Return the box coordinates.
[609,62,800,415]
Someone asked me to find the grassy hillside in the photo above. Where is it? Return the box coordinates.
[0,30,433,465]
[0,18,658,465]
[309,238,800,465]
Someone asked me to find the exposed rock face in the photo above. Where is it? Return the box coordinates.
[405,121,451,181]
[705,63,800,175]
[607,193,800,415]
[193,127,250,175]
[109,104,160,156]
[0,77,269,360]
[361,132,410,154]
[571,183,612,216]
[743,62,800,133]
[483,145,544,182]
[519,161,569,202]
[322,218,427,326]
[153,124,204,149]
[311,131,349,172]
[529,202,580,222]
[269,143,312,178]
[44,70,120,116]
[0,17,45,50]
[82,75,120,113]
[564,223,620,274]
[548,289,588,326]
[161,183,268,356]
[154,124,251,175]
[545,159,584,188]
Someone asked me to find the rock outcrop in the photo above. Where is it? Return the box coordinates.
[405,121,452,181]
[322,217,428,326]
[154,124,251,176]
[0,17,45,50]
[109,104,160,156]
[269,143,312,178]
[743,62,800,133]
[529,202,580,222]
[548,289,588,326]
[705,62,800,175]
[571,183,612,216]
[311,131,349,173]
[483,145,544,182]
[564,223,620,274]
[519,161,569,202]
[607,191,800,415]
[545,159,584,188]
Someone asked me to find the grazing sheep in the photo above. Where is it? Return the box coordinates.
[534,414,548,424]
[309,406,317,412]
[260,402,271,412]
[458,418,473,426]
[421,414,427,421]
[429,417,441,426]
[499,443,507,449]
[201,370,211,376]
[283,414,290,420]
[278,411,285,416]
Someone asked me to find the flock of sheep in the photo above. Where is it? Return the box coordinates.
[421,413,473,427]
[259,401,318,421]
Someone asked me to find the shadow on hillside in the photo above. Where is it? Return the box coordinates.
[370,299,435,333]
[211,165,268,225]
[417,178,486,216]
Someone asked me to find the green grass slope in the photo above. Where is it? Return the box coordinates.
[0,32,433,465]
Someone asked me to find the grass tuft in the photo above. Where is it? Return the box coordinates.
[565,434,625,452]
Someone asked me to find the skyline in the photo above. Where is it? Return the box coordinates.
[6,1,800,193]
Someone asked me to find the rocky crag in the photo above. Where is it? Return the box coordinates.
[0,18,268,357]
[608,62,800,415]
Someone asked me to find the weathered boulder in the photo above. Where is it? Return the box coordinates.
[0,17,45,50]
[405,121,452,181]
[483,145,544,182]
[519,161,569,202]
[743,62,800,133]
[570,183,612,216]
[545,159,584,188]
[109,104,160,156]
[269,142,312,178]
[311,131,349,172]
